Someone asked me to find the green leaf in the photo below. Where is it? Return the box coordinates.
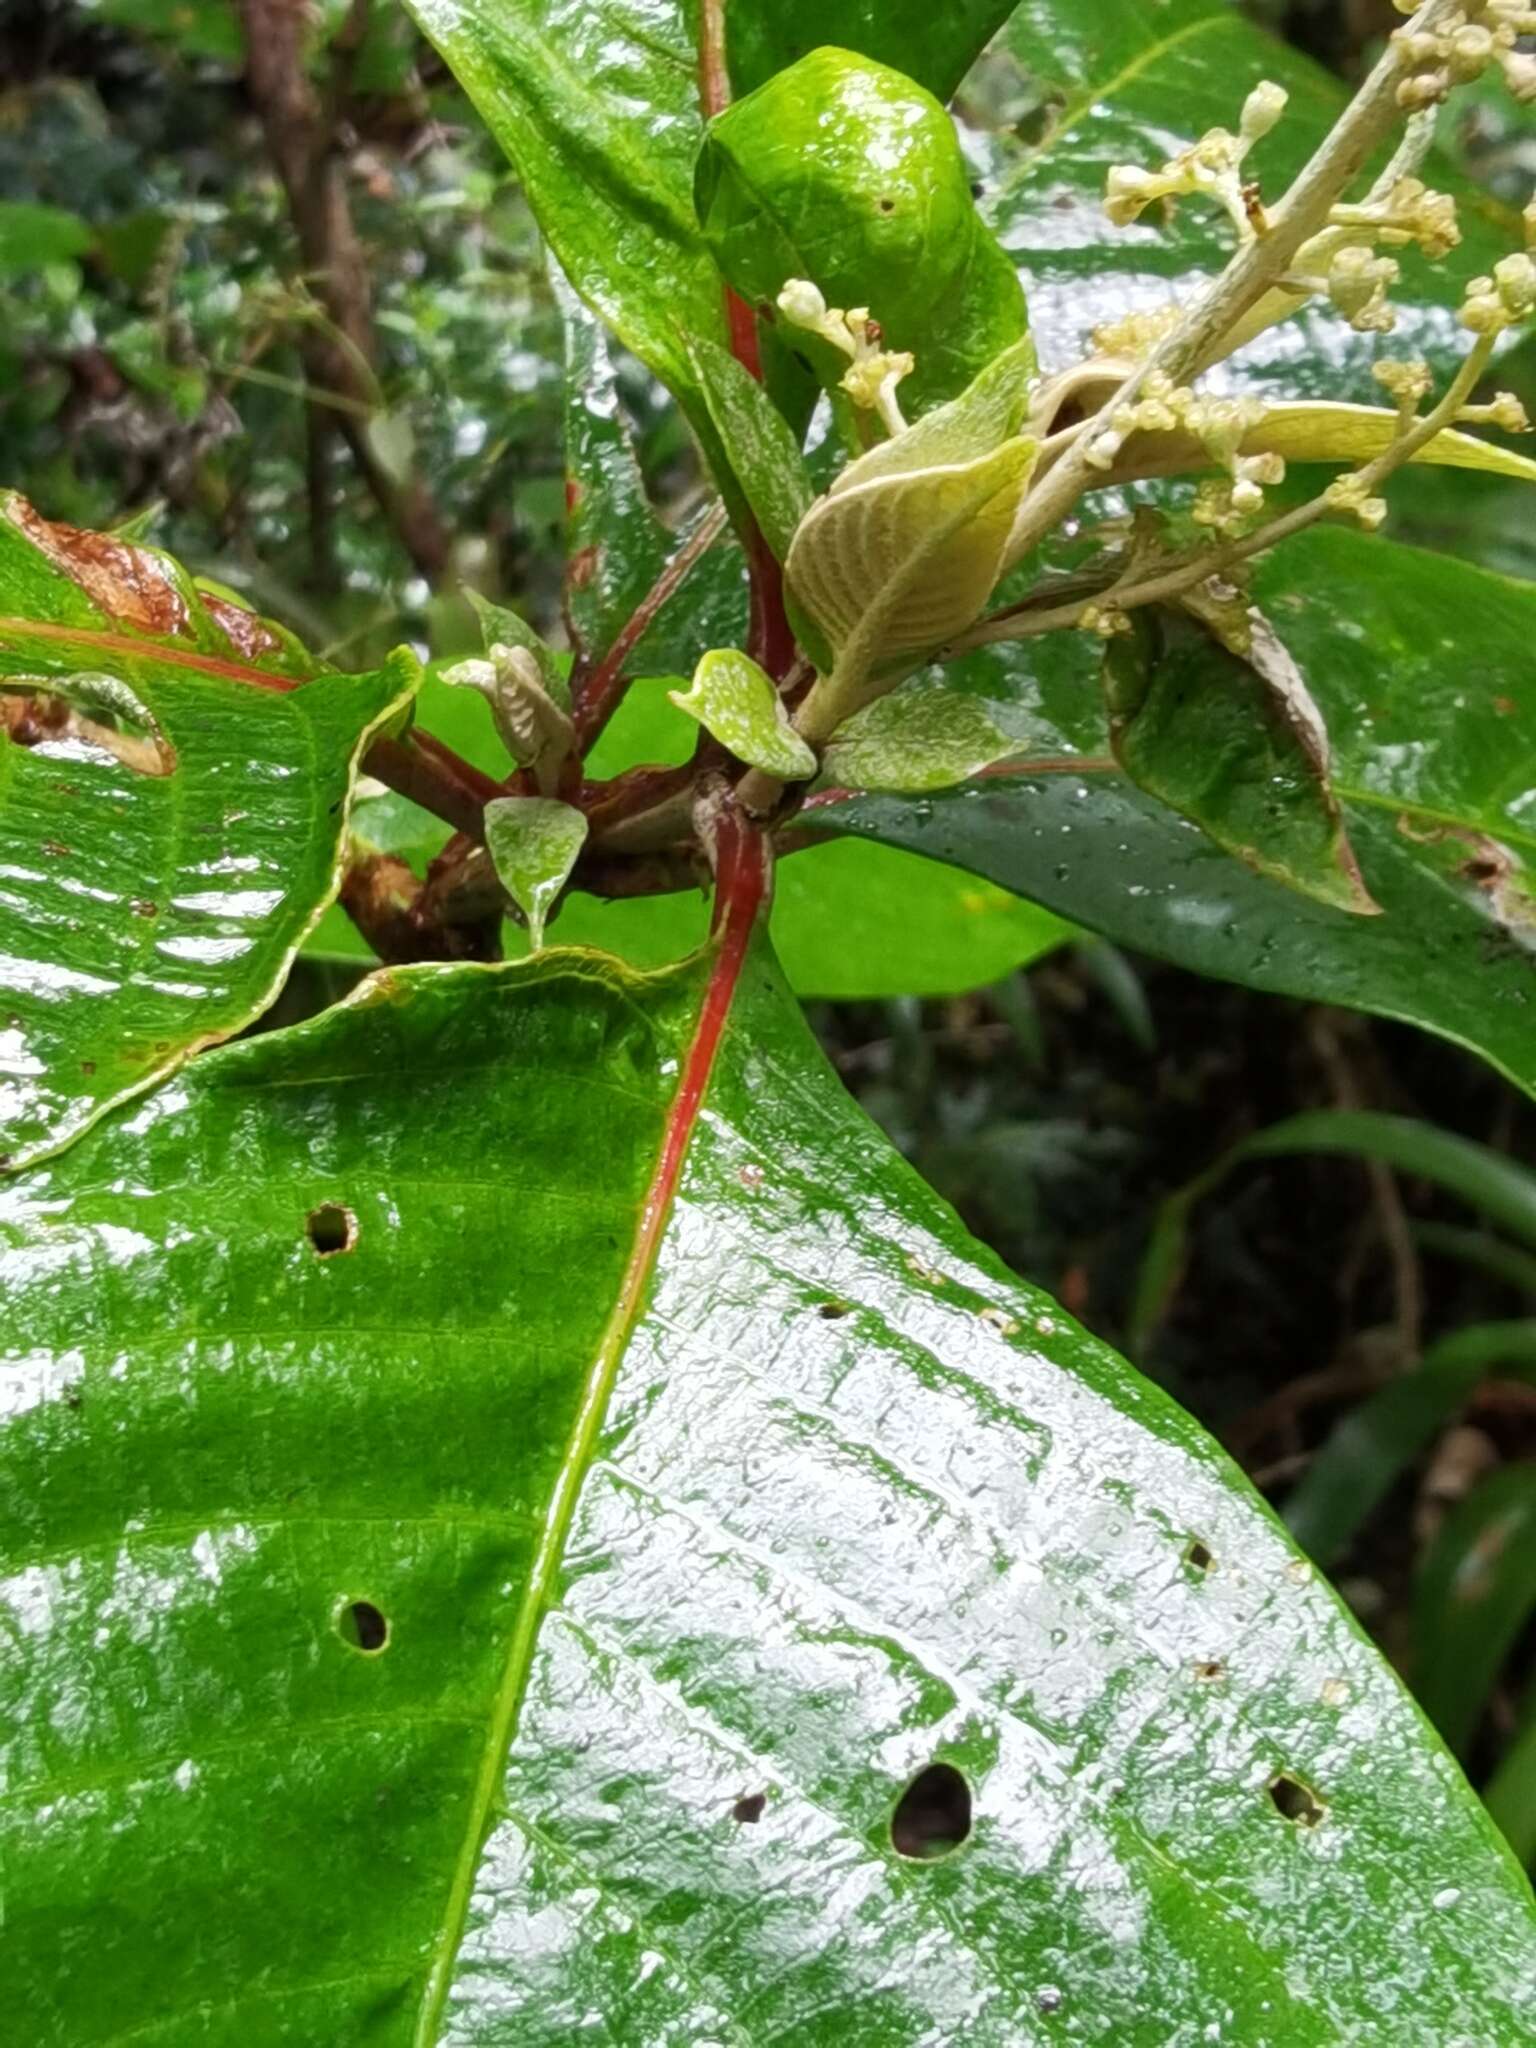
[404,0,729,466]
[696,47,1027,414]
[4,937,1533,2039]
[976,0,1521,399]
[0,201,94,276]
[1285,1322,1536,1569]
[1487,1698,1536,1871]
[789,436,1038,719]
[820,680,1023,792]
[725,0,1016,102]
[670,649,817,779]
[557,273,747,676]
[0,494,414,1170]
[483,797,588,950]
[465,591,568,710]
[817,529,1536,1099]
[684,331,814,561]
[1103,602,1375,916]
[1414,1466,1536,1757]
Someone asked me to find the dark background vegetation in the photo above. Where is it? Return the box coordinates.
[3,0,1535,1836]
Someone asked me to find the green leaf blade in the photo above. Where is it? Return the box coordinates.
[818,530,1536,1097]
[0,499,415,1169]
[4,943,1533,2040]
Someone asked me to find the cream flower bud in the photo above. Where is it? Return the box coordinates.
[1488,393,1531,433]
[1329,246,1399,331]
[1495,252,1536,317]
[1448,24,1495,80]
[1372,356,1433,412]
[1240,81,1288,142]
[1503,51,1536,102]
[777,278,829,331]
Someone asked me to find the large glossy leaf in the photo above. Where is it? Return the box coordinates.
[4,930,1533,2042]
[970,0,1520,398]
[0,497,413,1169]
[726,0,1015,102]
[817,528,1536,1097]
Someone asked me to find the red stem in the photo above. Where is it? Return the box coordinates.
[572,510,727,751]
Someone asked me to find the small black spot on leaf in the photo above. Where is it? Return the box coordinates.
[337,1599,389,1653]
[307,1202,357,1256]
[1184,1538,1214,1575]
[817,1300,851,1321]
[1268,1772,1325,1828]
[731,1793,766,1824]
[891,1762,972,1861]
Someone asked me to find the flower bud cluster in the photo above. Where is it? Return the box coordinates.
[1391,3,1536,110]
[776,278,915,435]
[1084,373,1285,527]
[1323,472,1390,531]
[1460,253,1536,333]
[1103,81,1288,240]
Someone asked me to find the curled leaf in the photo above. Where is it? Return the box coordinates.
[483,796,588,950]
[820,682,1023,792]
[465,590,568,708]
[1103,596,1378,916]
[1109,399,1536,489]
[788,434,1037,731]
[670,649,817,780]
[443,643,574,795]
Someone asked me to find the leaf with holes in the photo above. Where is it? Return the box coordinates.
[973,0,1520,400]
[4,920,1534,2044]
[814,528,1536,1100]
[0,495,415,1171]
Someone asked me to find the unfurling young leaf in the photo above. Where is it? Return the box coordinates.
[1103,597,1378,917]
[695,47,1026,415]
[482,796,588,950]
[670,649,818,780]
[465,590,569,709]
[820,681,1023,792]
[788,434,1038,736]
[442,643,574,795]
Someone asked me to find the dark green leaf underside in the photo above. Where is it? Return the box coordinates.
[3,940,1532,2043]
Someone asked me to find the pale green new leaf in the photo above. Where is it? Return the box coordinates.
[788,436,1037,714]
[484,797,588,950]
[1117,402,1536,489]
[670,649,817,779]
[685,332,815,561]
[821,681,1023,792]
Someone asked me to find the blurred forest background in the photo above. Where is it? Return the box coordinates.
[3,0,1536,1860]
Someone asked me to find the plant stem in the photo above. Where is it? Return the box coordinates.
[958,333,1499,654]
[572,503,729,752]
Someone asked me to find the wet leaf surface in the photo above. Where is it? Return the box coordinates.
[3,935,1532,2042]
[820,528,1536,1096]
[0,497,413,1169]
